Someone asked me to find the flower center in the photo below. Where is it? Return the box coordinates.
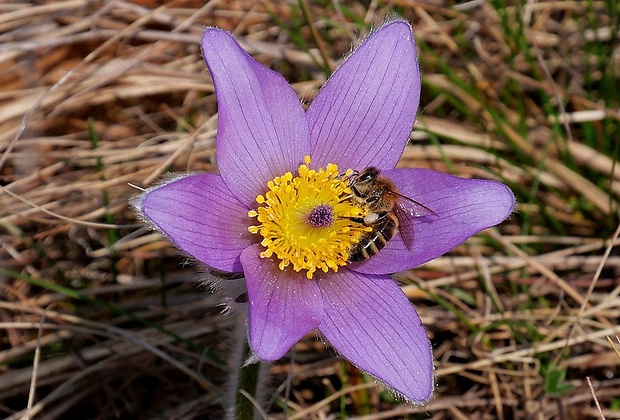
[306,204,334,228]
[248,156,370,279]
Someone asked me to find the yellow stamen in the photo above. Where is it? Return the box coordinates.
[248,156,369,279]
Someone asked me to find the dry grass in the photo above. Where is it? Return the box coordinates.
[1,0,619,419]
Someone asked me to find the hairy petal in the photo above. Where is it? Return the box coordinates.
[307,20,420,170]
[241,244,324,360]
[352,168,515,274]
[201,29,310,205]
[318,270,434,402]
[134,173,253,273]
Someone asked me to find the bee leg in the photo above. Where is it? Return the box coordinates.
[337,169,358,180]
[363,212,379,224]
[344,216,366,224]
[344,211,387,226]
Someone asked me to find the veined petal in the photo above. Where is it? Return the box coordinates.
[241,244,324,360]
[307,20,420,171]
[318,270,434,403]
[201,29,310,205]
[134,173,253,273]
[352,168,515,274]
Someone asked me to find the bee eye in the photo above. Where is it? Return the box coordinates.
[359,173,373,182]
[357,167,378,183]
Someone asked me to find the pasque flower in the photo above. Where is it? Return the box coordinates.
[133,21,514,402]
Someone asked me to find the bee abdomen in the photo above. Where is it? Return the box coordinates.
[347,215,397,263]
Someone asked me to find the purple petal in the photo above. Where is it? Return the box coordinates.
[307,20,420,171]
[352,168,515,274]
[317,270,433,402]
[135,173,253,273]
[241,244,324,360]
[201,29,310,205]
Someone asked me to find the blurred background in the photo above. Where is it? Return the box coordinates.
[1,0,619,418]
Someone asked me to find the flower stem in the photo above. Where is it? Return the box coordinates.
[234,339,260,419]
[228,312,268,420]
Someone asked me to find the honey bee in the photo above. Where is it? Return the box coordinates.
[346,167,437,262]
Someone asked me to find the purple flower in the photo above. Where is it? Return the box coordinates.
[132,21,514,403]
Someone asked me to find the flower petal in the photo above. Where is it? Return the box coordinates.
[241,244,324,360]
[134,173,253,273]
[201,29,310,205]
[318,270,434,402]
[352,168,515,274]
[307,20,420,171]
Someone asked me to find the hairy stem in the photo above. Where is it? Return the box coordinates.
[227,312,269,420]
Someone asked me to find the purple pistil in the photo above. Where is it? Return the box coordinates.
[306,204,334,228]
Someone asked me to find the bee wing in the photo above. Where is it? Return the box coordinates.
[389,192,438,251]
[387,191,438,218]
[393,203,416,251]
